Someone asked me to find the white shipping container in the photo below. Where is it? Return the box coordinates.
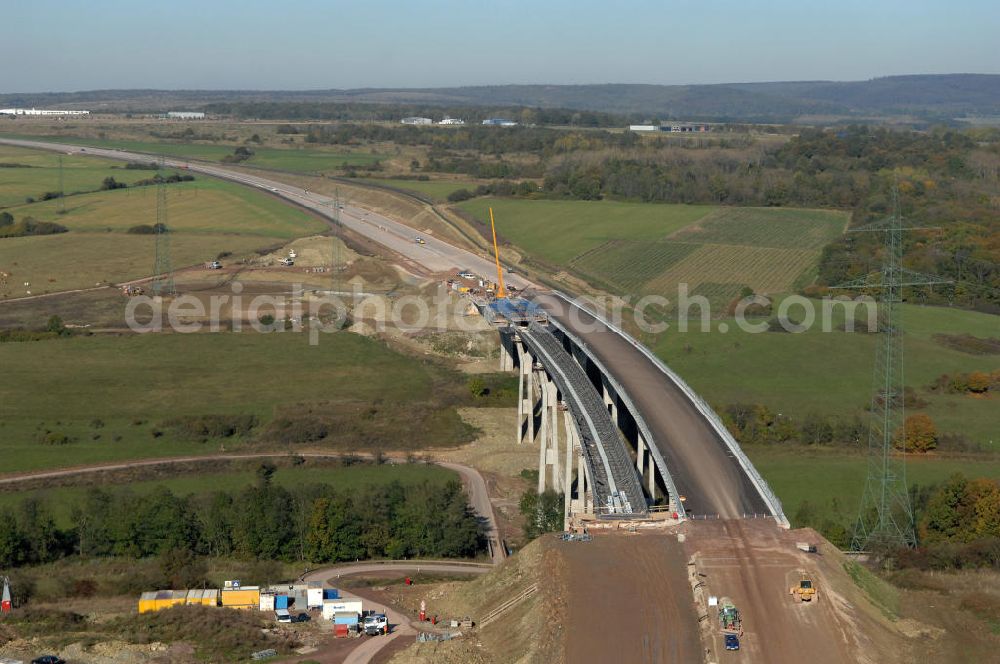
[307,587,324,609]
[322,598,363,621]
[259,593,275,611]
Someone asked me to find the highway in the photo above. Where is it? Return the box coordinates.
[0,137,778,522]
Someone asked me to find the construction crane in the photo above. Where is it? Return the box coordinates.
[489,207,507,300]
[481,208,545,327]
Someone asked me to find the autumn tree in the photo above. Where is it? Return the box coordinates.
[894,413,938,453]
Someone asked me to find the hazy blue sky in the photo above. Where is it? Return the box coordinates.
[3,0,998,92]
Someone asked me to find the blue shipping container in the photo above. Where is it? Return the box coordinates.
[334,616,358,625]
[275,595,289,609]
[323,589,340,600]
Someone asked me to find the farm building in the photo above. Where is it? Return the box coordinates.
[165,111,206,119]
[401,117,433,125]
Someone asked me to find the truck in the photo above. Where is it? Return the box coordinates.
[278,257,294,266]
[362,613,388,635]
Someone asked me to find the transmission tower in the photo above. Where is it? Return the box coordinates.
[151,157,176,296]
[832,187,949,551]
[57,155,65,214]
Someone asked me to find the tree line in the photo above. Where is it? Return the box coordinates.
[0,466,484,569]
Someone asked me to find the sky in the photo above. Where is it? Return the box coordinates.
[2,0,998,92]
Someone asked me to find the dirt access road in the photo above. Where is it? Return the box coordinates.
[684,519,891,664]
[302,561,490,664]
[555,532,702,664]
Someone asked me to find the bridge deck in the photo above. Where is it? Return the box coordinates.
[518,323,647,516]
[533,294,770,519]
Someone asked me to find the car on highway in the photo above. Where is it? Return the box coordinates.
[724,634,740,651]
[32,656,66,664]
[414,237,426,245]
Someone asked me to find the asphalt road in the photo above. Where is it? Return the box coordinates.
[0,137,774,520]
[534,293,771,519]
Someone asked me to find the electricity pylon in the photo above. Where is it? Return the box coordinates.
[151,157,175,296]
[832,187,949,551]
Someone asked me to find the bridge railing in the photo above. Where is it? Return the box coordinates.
[544,316,686,519]
[549,291,789,527]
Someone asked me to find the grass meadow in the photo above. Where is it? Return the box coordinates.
[457,198,848,304]
[652,301,1000,447]
[0,332,472,473]
[0,146,329,295]
[0,134,381,173]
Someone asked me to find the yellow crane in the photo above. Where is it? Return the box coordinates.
[489,207,507,300]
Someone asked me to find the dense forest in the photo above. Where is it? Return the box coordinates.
[0,466,484,570]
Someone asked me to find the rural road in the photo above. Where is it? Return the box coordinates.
[301,561,489,664]
[0,451,505,565]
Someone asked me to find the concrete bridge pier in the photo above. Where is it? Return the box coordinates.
[536,376,562,494]
[498,332,515,372]
[515,339,535,446]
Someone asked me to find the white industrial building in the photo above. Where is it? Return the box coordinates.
[628,125,658,132]
[0,108,89,116]
[400,117,433,125]
[166,111,206,119]
[438,117,465,125]
[482,118,517,126]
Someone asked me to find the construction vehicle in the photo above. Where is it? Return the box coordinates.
[278,257,294,266]
[790,577,816,602]
[718,598,740,632]
[796,542,817,553]
[121,284,144,296]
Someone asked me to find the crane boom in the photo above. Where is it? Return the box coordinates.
[489,207,507,299]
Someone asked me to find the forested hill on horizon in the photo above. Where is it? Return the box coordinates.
[4,74,1000,123]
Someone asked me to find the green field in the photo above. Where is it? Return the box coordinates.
[0,232,272,296]
[459,198,714,264]
[0,332,472,472]
[750,447,1000,526]
[0,134,381,173]
[458,199,848,303]
[0,463,456,527]
[654,301,1000,446]
[359,178,481,202]
[0,144,159,208]
[0,148,329,295]
[673,207,848,249]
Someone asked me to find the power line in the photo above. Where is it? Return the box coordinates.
[152,157,176,297]
[832,185,950,551]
